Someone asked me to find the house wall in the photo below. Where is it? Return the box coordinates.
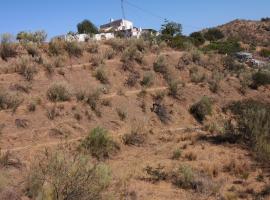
[94,33,115,41]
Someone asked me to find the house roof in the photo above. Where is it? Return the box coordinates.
[100,19,132,29]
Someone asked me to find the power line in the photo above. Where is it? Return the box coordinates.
[121,0,126,19]
[123,0,204,31]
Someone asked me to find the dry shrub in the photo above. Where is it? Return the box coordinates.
[116,108,127,121]
[53,55,66,68]
[125,71,140,87]
[189,66,206,84]
[48,39,66,56]
[91,55,104,67]
[47,82,72,102]
[81,127,119,160]
[15,118,29,128]
[208,70,223,93]
[24,42,40,57]
[26,150,111,200]
[0,151,22,169]
[85,89,101,114]
[9,83,31,94]
[105,38,126,52]
[104,48,115,60]
[0,88,23,112]
[128,38,149,52]
[94,67,109,84]
[122,122,147,146]
[151,103,171,124]
[85,41,99,53]
[46,105,59,120]
[184,152,197,161]
[153,55,169,75]
[0,34,17,61]
[168,79,183,99]
[0,188,21,200]
[226,100,270,162]
[65,41,83,57]
[171,165,221,195]
[41,57,54,75]
[15,56,38,81]
[176,53,192,70]
[121,46,144,70]
[223,159,250,178]
[190,96,212,122]
[141,71,155,87]
[171,148,182,160]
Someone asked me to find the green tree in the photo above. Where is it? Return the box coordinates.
[204,28,224,41]
[161,20,182,37]
[77,19,98,35]
[190,32,205,46]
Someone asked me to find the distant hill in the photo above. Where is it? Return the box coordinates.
[217,19,270,47]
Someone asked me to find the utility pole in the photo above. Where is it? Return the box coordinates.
[121,0,126,19]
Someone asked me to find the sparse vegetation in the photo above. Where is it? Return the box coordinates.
[81,127,119,160]
[190,96,212,122]
[94,67,109,84]
[15,56,37,81]
[172,149,182,160]
[0,89,23,112]
[49,39,66,56]
[122,125,146,146]
[226,100,270,162]
[26,150,110,199]
[126,72,140,87]
[116,108,127,121]
[65,41,83,57]
[251,70,270,88]
[141,71,155,87]
[0,34,17,61]
[47,82,72,102]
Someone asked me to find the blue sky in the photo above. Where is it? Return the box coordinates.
[0,0,269,39]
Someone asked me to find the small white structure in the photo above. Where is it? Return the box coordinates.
[65,34,90,42]
[94,32,115,41]
[100,19,134,32]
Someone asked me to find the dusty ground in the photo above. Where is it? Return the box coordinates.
[0,42,269,200]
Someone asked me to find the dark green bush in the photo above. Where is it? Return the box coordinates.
[204,28,224,41]
[190,32,205,46]
[252,70,270,88]
[260,49,270,58]
[81,127,119,160]
[203,40,242,55]
[190,96,212,122]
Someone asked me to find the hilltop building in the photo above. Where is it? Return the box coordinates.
[53,18,156,42]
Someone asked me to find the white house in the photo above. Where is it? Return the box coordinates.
[100,19,134,32]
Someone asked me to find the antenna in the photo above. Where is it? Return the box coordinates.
[121,0,126,19]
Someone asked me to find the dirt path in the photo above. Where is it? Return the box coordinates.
[1,126,202,153]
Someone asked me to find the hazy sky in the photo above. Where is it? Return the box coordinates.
[0,0,269,39]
